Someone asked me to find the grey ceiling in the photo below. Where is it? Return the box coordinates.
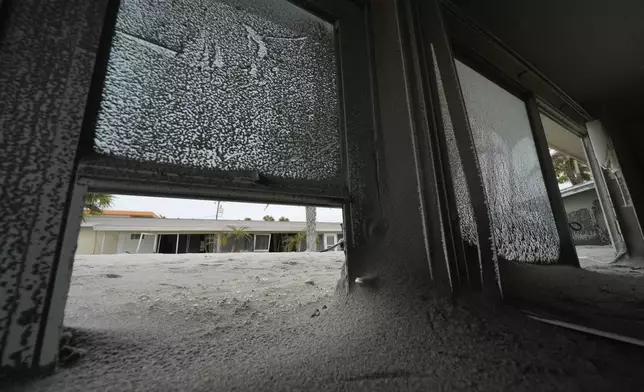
[450,0,644,119]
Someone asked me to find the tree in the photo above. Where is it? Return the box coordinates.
[244,217,252,221]
[229,226,251,252]
[263,215,275,221]
[83,193,114,218]
[305,206,317,251]
[551,151,591,186]
[278,217,289,222]
[283,232,306,252]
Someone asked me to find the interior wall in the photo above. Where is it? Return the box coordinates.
[603,117,644,257]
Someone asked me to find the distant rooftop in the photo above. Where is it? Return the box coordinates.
[98,210,160,218]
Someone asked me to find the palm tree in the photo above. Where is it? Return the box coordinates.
[83,193,113,219]
[283,232,306,252]
[208,232,229,253]
[229,226,251,252]
[264,204,317,251]
[551,151,591,186]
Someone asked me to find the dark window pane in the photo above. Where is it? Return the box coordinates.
[255,234,270,250]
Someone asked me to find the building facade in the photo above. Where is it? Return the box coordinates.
[78,215,343,255]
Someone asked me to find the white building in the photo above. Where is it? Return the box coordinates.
[77,212,343,255]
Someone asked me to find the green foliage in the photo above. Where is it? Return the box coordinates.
[283,232,306,252]
[551,151,591,186]
[278,217,289,222]
[228,226,251,252]
[229,226,251,240]
[263,215,275,221]
[83,193,113,220]
[244,217,252,221]
[218,232,229,247]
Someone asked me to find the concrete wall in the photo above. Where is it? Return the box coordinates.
[562,188,610,246]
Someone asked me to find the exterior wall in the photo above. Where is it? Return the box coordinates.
[562,188,610,246]
[100,232,120,254]
[116,233,156,254]
[76,227,96,255]
[79,230,343,254]
[74,230,121,255]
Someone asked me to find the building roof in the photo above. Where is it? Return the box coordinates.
[82,217,342,233]
[99,210,160,218]
[560,181,596,198]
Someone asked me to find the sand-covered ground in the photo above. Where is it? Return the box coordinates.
[8,252,644,391]
[64,252,345,332]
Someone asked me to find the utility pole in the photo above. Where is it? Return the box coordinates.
[305,206,317,251]
[215,201,223,220]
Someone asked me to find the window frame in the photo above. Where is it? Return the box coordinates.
[253,233,271,252]
[76,0,373,207]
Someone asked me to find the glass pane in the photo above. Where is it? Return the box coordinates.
[455,60,560,263]
[255,234,270,250]
[325,235,335,245]
[430,46,478,246]
[94,0,339,180]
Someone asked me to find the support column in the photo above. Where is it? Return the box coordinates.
[175,234,180,254]
[152,234,159,254]
[100,232,106,254]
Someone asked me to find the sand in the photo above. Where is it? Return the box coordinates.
[6,252,644,391]
[63,252,344,333]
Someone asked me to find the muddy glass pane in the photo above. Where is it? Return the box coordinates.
[94,0,339,180]
[455,60,560,263]
[430,47,478,246]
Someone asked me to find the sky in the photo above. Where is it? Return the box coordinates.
[111,195,343,222]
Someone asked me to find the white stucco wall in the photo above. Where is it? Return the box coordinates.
[76,229,121,255]
[76,227,97,255]
[117,232,157,254]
